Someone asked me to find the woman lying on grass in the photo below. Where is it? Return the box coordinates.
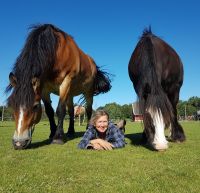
[78,110,126,150]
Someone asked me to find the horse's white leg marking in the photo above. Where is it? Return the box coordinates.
[148,108,168,150]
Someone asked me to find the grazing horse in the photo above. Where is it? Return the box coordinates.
[128,28,186,151]
[74,105,86,126]
[6,24,111,149]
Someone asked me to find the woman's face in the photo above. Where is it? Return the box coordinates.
[94,115,109,133]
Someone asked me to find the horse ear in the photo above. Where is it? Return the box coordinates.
[9,72,17,87]
[32,77,40,93]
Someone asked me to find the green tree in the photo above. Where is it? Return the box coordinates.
[0,106,13,121]
[177,100,187,117]
[188,96,200,110]
[97,103,132,120]
[104,103,122,120]
[121,104,132,119]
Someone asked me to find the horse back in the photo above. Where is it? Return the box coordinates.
[128,33,183,92]
[42,33,97,98]
[151,37,183,85]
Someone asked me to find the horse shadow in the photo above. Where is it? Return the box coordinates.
[125,132,155,151]
[29,131,85,149]
[30,139,51,149]
[65,131,85,141]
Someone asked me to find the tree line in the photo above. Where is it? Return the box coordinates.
[177,96,200,120]
[1,96,200,121]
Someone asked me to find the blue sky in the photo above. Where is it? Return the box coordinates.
[0,0,200,110]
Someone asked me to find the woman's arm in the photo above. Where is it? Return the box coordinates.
[78,128,95,149]
[109,124,125,148]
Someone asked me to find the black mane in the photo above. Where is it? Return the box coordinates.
[6,24,66,110]
[141,26,157,40]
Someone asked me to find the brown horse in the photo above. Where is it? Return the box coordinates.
[6,24,111,149]
[74,105,86,126]
[128,28,185,151]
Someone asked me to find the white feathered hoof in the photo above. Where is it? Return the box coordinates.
[152,142,168,151]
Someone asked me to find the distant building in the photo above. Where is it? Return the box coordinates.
[132,102,143,121]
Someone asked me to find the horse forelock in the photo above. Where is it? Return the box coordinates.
[7,78,35,111]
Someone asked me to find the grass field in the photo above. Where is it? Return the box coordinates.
[0,120,199,193]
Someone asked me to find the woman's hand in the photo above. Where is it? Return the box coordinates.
[90,139,114,150]
[92,143,104,150]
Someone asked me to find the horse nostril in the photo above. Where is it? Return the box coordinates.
[15,141,21,147]
[13,142,24,150]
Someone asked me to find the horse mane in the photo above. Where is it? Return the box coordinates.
[135,28,174,126]
[142,26,152,36]
[6,24,67,110]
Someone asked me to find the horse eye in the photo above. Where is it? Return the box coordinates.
[33,104,41,112]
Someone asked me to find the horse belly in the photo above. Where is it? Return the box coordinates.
[42,82,59,97]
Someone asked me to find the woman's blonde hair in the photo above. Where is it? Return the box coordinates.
[89,109,109,125]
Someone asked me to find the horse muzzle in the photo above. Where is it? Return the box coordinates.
[12,138,32,150]
[12,126,35,150]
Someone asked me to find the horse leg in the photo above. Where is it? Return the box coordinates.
[66,97,75,137]
[43,100,57,139]
[143,112,155,145]
[168,89,186,142]
[80,114,83,126]
[52,100,66,144]
[85,94,93,129]
[53,75,73,142]
[78,114,81,126]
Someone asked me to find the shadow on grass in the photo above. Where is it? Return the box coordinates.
[30,139,51,149]
[125,132,155,151]
[66,131,85,141]
[29,131,85,149]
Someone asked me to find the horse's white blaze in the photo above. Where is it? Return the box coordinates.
[13,106,31,141]
[17,106,24,137]
[148,108,168,150]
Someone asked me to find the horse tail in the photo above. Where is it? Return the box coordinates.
[93,66,112,96]
[137,29,173,127]
[76,65,112,105]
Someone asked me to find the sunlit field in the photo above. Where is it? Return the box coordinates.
[0,120,199,193]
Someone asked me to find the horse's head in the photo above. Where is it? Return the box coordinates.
[8,73,42,150]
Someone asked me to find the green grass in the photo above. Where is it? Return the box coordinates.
[0,121,200,193]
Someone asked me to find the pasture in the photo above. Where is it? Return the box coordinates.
[0,121,199,193]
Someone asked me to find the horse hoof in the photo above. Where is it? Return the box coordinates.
[51,139,64,145]
[153,144,168,151]
[49,134,55,139]
[168,137,186,143]
[157,149,167,152]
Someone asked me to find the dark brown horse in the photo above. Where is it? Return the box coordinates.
[128,28,185,151]
[6,24,111,149]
